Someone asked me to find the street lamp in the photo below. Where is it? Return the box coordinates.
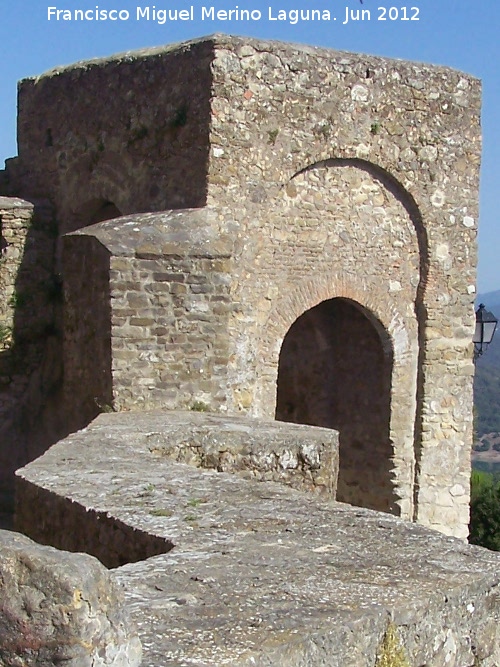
[473,304,498,362]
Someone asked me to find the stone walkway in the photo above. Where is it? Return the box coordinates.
[15,412,500,666]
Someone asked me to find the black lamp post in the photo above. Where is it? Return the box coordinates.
[473,304,498,362]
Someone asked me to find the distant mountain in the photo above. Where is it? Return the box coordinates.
[477,291,500,333]
[474,290,500,436]
[477,291,500,310]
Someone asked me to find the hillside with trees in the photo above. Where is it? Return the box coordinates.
[470,291,500,550]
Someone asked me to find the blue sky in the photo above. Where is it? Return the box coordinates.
[1,0,499,293]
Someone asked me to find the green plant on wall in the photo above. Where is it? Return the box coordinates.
[8,290,27,309]
[94,397,116,414]
[267,129,279,145]
[190,401,210,412]
[0,324,13,349]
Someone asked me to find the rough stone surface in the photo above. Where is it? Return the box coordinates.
[15,412,340,565]
[0,32,490,667]
[14,419,500,667]
[0,530,142,666]
[0,35,481,535]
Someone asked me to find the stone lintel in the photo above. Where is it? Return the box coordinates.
[0,196,34,211]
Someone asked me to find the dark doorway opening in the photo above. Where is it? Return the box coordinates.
[64,199,122,235]
[275,298,397,513]
[88,200,122,225]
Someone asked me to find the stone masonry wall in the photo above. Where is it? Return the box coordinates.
[13,413,500,667]
[205,37,480,537]
[221,162,421,520]
[0,196,61,496]
[12,39,215,229]
[0,198,35,485]
[0,198,33,340]
[110,252,232,412]
[64,211,234,414]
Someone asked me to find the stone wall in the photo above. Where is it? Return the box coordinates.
[12,39,215,227]
[0,197,33,339]
[205,37,480,537]
[0,530,142,666]
[16,412,340,562]
[4,35,481,537]
[109,252,231,413]
[62,234,112,431]
[62,210,234,414]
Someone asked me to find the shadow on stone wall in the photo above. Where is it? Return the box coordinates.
[0,200,69,526]
[14,38,215,227]
[61,233,114,432]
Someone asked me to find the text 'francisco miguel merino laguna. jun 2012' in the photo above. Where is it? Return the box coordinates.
[47,5,421,25]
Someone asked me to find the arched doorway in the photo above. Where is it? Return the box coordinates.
[275,297,397,514]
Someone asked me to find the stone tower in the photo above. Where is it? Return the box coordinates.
[1,35,481,537]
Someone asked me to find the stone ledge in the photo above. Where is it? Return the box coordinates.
[68,209,235,259]
[27,34,477,83]
[0,196,34,210]
[17,410,339,504]
[14,411,500,666]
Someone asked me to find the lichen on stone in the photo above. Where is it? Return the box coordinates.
[375,623,411,667]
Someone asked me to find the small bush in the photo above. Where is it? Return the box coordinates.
[469,470,500,551]
[190,401,210,412]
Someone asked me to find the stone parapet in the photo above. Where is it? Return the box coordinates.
[14,413,500,666]
[16,412,340,551]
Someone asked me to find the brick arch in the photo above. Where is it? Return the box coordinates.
[286,158,429,511]
[254,273,418,518]
[246,157,426,518]
[256,271,415,375]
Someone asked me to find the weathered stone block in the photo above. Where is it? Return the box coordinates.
[0,530,142,666]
